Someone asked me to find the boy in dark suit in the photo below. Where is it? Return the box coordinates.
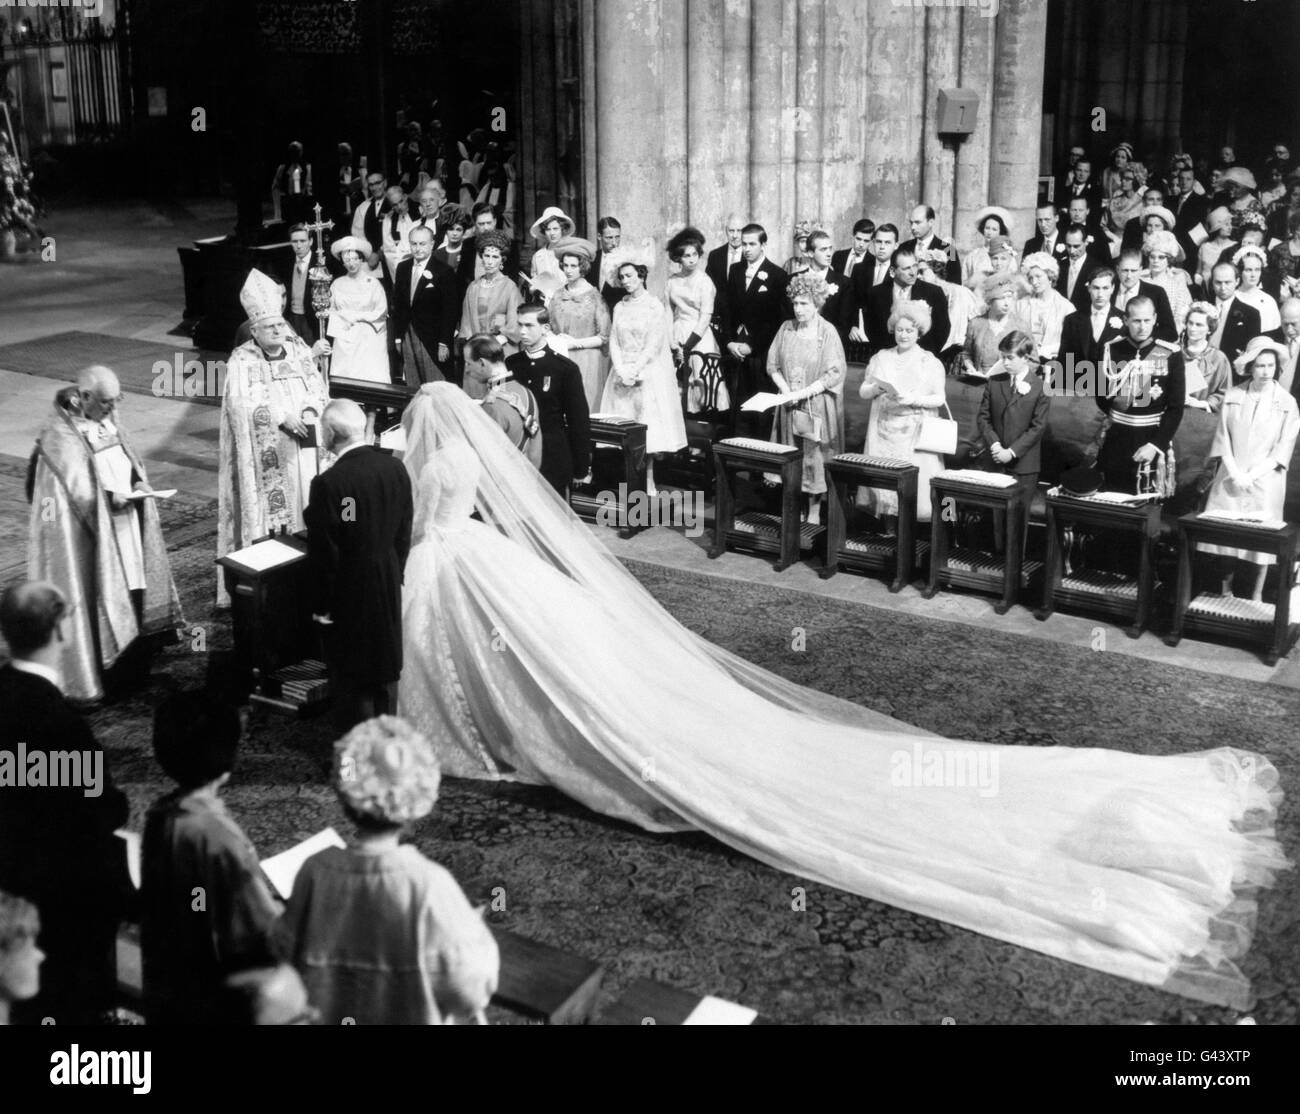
[305,400,414,731]
[977,330,1050,555]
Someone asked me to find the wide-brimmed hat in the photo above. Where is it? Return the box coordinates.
[334,716,442,825]
[1233,336,1291,376]
[330,235,373,260]
[551,235,596,265]
[1219,167,1258,191]
[1206,206,1233,235]
[529,206,575,242]
[1142,230,1183,262]
[1141,205,1177,231]
[974,205,1013,234]
[239,268,286,327]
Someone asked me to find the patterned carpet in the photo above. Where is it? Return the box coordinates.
[73,510,1299,1026]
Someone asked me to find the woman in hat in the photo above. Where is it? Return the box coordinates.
[327,235,390,383]
[0,891,43,1025]
[1198,337,1300,601]
[1198,206,1236,290]
[783,220,815,274]
[963,272,1030,379]
[394,381,1285,1013]
[917,248,979,360]
[857,300,948,526]
[765,271,845,524]
[1102,141,1135,201]
[1014,252,1074,361]
[1233,244,1281,331]
[664,226,723,412]
[1180,302,1233,413]
[1219,167,1265,239]
[274,717,499,1025]
[1106,163,1146,237]
[527,206,575,301]
[961,205,1013,290]
[546,235,611,408]
[459,230,523,367]
[1142,230,1192,334]
[1266,210,1300,302]
[602,260,686,494]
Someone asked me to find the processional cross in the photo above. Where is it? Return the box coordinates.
[304,203,335,383]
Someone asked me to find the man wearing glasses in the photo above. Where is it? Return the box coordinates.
[1112,250,1177,343]
[350,170,392,255]
[26,366,184,703]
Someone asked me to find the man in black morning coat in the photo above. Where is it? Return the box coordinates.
[305,399,413,730]
[0,581,133,1025]
[507,303,591,495]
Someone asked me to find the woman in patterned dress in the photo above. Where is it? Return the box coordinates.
[600,261,686,495]
[546,236,610,408]
[766,271,845,525]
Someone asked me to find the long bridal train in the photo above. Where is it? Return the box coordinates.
[396,383,1287,1011]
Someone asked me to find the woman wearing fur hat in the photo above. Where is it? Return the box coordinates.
[274,717,499,1024]
[1234,244,1281,331]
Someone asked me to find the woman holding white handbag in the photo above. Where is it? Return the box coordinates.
[857,301,950,529]
[766,272,846,525]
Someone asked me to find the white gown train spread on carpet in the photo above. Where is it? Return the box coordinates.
[396,384,1287,1011]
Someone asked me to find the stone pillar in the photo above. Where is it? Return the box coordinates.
[861,0,926,230]
[988,0,1050,247]
[920,4,962,243]
[952,9,998,251]
[794,0,825,231]
[820,0,863,241]
[687,0,728,242]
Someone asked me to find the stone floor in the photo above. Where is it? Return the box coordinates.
[2,197,1297,691]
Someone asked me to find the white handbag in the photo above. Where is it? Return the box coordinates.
[914,400,958,456]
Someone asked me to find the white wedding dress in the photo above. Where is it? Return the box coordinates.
[397,384,1287,1011]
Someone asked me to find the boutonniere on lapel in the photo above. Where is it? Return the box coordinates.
[1054,243,1066,253]
[1108,316,1123,330]
[1014,378,1032,396]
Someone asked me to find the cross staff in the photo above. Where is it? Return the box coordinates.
[305,203,335,386]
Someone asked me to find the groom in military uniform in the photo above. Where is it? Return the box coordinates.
[506,304,590,494]
[1096,296,1186,494]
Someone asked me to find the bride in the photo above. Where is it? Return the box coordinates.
[397,383,1286,1011]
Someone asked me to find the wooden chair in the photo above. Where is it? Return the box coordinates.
[659,350,730,496]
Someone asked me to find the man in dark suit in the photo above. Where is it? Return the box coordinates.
[1170,165,1211,238]
[350,169,392,256]
[843,223,900,345]
[590,216,629,316]
[1209,262,1265,370]
[1113,251,1178,344]
[0,581,133,1025]
[706,213,745,298]
[976,335,1050,554]
[1056,224,1110,310]
[273,224,321,343]
[507,304,591,494]
[1060,157,1102,211]
[1064,196,1106,243]
[902,205,961,284]
[830,218,875,281]
[721,223,791,426]
[1022,204,1061,257]
[1057,266,1125,388]
[864,246,950,358]
[305,400,414,731]
[1264,297,1300,395]
[392,225,458,387]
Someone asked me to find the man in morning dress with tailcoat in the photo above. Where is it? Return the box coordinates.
[217,269,330,606]
[26,366,184,703]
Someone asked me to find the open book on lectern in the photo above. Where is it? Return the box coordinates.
[221,537,304,574]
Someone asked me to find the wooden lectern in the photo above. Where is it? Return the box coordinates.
[821,453,923,591]
[216,531,324,711]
